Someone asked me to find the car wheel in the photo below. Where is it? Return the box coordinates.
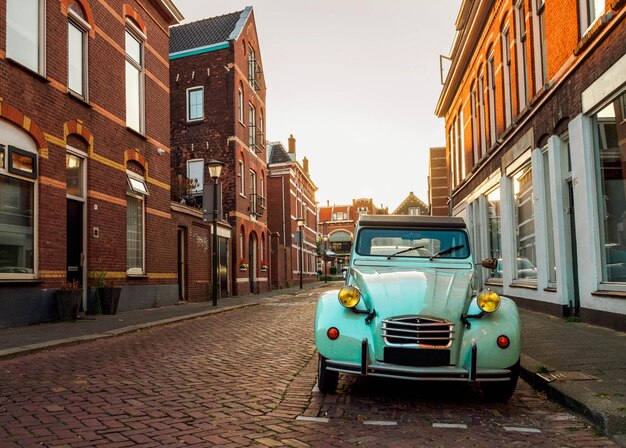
[481,359,520,402]
[317,354,338,393]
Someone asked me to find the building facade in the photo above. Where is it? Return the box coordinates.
[436,0,626,330]
[0,0,182,327]
[267,135,318,288]
[169,7,269,297]
[428,147,450,216]
[393,191,429,216]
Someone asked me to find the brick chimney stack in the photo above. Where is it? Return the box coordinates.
[288,134,296,156]
[303,156,309,174]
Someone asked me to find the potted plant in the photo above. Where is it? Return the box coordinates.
[239,258,249,271]
[56,279,83,321]
[260,261,269,272]
[87,271,105,314]
[97,272,122,315]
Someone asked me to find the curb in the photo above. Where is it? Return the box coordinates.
[0,303,259,361]
[520,353,626,445]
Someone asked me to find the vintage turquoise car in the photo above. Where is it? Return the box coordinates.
[314,215,521,402]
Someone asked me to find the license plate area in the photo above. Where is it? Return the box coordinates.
[384,347,451,367]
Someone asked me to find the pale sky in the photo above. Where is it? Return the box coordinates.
[172,0,461,212]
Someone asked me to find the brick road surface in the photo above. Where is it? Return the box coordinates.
[0,293,618,447]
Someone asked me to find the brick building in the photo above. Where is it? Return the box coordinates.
[169,7,269,297]
[436,0,626,330]
[428,147,450,216]
[266,135,318,288]
[318,199,388,272]
[0,0,183,327]
[392,191,429,216]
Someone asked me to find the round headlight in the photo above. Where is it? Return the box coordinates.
[338,286,360,308]
[477,289,501,313]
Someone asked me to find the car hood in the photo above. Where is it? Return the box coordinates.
[351,265,473,319]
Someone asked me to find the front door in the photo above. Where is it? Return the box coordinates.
[249,234,257,294]
[218,236,229,298]
[177,227,186,301]
[66,199,83,286]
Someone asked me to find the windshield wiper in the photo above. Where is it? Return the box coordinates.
[386,245,425,260]
[429,244,465,261]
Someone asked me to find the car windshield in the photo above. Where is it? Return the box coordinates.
[356,228,470,259]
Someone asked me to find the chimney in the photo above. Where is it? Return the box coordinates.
[288,134,296,155]
[327,200,330,206]
[302,156,309,174]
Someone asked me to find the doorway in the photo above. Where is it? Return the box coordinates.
[565,180,580,315]
[66,199,83,286]
[66,150,87,308]
[249,233,257,294]
[218,236,229,298]
[177,227,186,301]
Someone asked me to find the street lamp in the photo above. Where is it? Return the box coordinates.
[207,159,224,307]
[323,235,329,283]
[296,218,305,289]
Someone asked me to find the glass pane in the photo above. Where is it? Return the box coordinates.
[356,228,469,259]
[127,196,143,271]
[543,150,556,283]
[125,61,141,131]
[128,176,148,195]
[125,30,141,65]
[187,89,203,120]
[68,22,84,96]
[487,188,502,278]
[513,164,537,279]
[7,0,39,72]
[0,175,35,273]
[594,97,626,283]
[66,153,83,197]
[187,160,204,192]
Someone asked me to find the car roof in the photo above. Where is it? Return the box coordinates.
[357,215,466,229]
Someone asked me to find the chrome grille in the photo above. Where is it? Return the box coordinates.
[382,316,454,348]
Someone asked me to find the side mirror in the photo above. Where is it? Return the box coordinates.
[481,257,498,270]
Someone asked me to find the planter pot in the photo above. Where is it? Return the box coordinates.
[98,287,121,315]
[56,290,83,321]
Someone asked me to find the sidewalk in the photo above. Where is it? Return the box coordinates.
[0,285,624,443]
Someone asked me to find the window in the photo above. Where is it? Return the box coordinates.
[0,140,37,278]
[478,73,487,156]
[457,109,465,179]
[249,169,257,196]
[187,159,204,193]
[487,188,502,279]
[501,26,513,128]
[513,162,537,281]
[125,24,144,133]
[580,0,605,34]
[186,87,204,122]
[487,52,497,145]
[471,85,479,164]
[248,104,256,151]
[66,152,85,199]
[238,160,245,195]
[408,207,420,216]
[238,87,244,123]
[515,0,529,111]
[449,125,456,187]
[532,0,548,90]
[593,93,626,284]
[67,3,90,98]
[6,0,45,74]
[127,172,147,274]
[542,147,556,285]
[247,46,257,87]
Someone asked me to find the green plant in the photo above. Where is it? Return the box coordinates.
[91,271,107,287]
[59,279,81,291]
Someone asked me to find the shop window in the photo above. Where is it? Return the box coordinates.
[513,162,537,281]
[487,187,502,279]
[593,92,626,284]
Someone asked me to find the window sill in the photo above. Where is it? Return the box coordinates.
[67,90,91,107]
[509,282,538,290]
[126,126,147,139]
[186,118,204,125]
[5,57,48,83]
[127,273,149,279]
[591,290,626,299]
[484,279,503,287]
[543,287,557,293]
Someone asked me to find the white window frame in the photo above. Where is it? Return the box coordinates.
[248,103,256,151]
[510,159,537,284]
[6,0,46,75]
[67,9,90,99]
[238,88,244,123]
[471,85,480,164]
[186,158,204,193]
[186,86,204,122]
[478,72,487,157]
[247,46,256,85]
[579,0,605,35]
[66,147,88,202]
[126,171,147,275]
[532,0,548,91]
[515,0,529,111]
[501,25,513,128]
[458,109,465,179]
[487,52,497,145]
[125,21,146,134]
[239,160,245,196]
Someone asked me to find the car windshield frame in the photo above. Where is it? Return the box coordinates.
[355,227,471,259]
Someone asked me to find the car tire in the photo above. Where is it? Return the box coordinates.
[481,359,520,402]
[317,354,338,393]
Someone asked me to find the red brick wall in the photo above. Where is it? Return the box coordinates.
[0,0,176,296]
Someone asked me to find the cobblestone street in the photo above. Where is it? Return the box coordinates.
[0,291,618,447]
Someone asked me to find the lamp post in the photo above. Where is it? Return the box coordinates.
[206,160,224,307]
[323,235,329,283]
[296,218,305,289]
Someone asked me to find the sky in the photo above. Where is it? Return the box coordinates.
[172,0,462,212]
